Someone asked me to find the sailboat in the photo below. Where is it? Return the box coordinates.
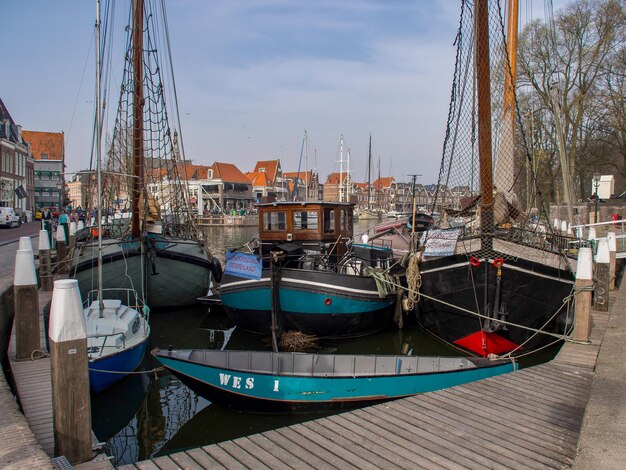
[85,0,150,393]
[358,134,382,220]
[415,0,576,358]
[72,0,215,308]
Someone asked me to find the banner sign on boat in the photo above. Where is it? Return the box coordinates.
[422,229,460,257]
[224,252,262,280]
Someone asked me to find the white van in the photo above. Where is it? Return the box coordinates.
[0,207,21,228]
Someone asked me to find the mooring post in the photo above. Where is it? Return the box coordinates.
[607,232,616,291]
[19,236,33,252]
[572,247,593,342]
[69,221,77,249]
[14,248,40,360]
[77,220,84,232]
[587,227,597,253]
[39,229,53,291]
[593,238,610,312]
[56,224,67,274]
[49,279,92,464]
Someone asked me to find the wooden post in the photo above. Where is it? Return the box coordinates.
[69,221,77,249]
[56,224,67,274]
[607,232,616,291]
[587,227,596,253]
[572,247,593,342]
[19,236,33,252]
[39,229,53,291]
[593,238,610,312]
[49,279,92,464]
[14,249,40,360]
[77,220,84,232]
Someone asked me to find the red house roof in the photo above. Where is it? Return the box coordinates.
[23,130,64,161]
[211,162,251,184]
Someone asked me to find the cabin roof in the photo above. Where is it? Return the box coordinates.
[256,201,354,208]
[22,130,64,160]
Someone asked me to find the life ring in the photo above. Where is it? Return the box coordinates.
[493,257,504,269]
[210,257,223,284]
[470,256,481,267]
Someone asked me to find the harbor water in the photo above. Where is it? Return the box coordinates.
[91,220,560,466]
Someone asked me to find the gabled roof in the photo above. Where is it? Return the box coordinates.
[182,163,212,180]
[211,162,251,184]
[22,130,64,161]
[252,160,280,182]
[246,171,270,187]
[325,172,349,184]
[354,182,368,190]
[0,98,27,145]
[373,176,394,190]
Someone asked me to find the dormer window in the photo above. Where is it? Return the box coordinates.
[42,153,48,160]
[208,169,213,179]
[259,167,266,173]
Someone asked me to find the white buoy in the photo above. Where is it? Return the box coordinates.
[14,249,39,360]
[361,233,370,244]
[39,229,53,291]
[594,238,610,312]
[49,279,92,463]
[573,247,593,342]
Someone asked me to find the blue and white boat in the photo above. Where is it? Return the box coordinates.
[153,348,516,412]
[85,289,150,393]
[218,201,403,340]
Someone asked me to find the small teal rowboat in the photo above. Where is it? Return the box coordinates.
[153,349,516,412]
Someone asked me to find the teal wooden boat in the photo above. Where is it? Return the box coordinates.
[153,348,516,412]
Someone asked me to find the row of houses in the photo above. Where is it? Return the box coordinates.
[3,97,472,218]
[0,98,65,215]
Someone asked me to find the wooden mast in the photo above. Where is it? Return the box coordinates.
[367,133,372,211]
[131,0,144,238]
[476,0,494,249]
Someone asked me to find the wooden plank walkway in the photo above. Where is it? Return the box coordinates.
[8,291,54,457]
[118,304,614,470]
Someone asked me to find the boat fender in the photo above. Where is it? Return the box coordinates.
[470,256,481,267]
[492,257,504,268]
[210,257,223,284]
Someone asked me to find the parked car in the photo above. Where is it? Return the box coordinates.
[0,207,21,228]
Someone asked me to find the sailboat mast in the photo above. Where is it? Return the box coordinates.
[304,130,309,201]
[95,0,104,312]
[367,133,371,211]
[476,0,494,248]
[339,135,344,203]
[131,0,145,238]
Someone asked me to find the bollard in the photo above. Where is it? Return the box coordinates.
[19,236,33,252]
[69,221,77,249]
[39,229,53,291]
[14,249,40,360]
[572,247,593,342]
[560,220,568,234]
[553,218,560,230]
[49,279,92,464]
[607,232,617,291]
[593,238,610,312]
[77,220,84,231]
[56,224,67,274]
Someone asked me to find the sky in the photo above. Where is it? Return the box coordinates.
[1,0,567,185]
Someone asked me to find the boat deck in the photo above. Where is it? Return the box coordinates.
[119,289,623,469]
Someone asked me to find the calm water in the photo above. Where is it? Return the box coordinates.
[92,220,560,465]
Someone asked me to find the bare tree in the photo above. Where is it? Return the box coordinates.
[517,0,625,200]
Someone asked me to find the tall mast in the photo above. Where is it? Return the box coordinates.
[131,0,144,238]
[339,135,344,202]
[476,0,494,249]
[304,130,309,201]
[367,133,372,210]
[346,148,351,201]
[95,0,104,314]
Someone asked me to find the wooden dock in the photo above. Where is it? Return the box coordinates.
[118,309,613,469]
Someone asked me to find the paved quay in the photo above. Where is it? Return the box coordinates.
[0,233,624,469]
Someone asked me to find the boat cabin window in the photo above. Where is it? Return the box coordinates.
[293,210,319,231]
[263,211,287,231]
[323,208,335,233]
[340,209,347,231]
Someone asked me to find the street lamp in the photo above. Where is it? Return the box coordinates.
[593,173,601,224]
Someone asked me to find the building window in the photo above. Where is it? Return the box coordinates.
[41,153,48,160]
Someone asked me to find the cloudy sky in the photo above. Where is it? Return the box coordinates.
[1,0,563,185]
